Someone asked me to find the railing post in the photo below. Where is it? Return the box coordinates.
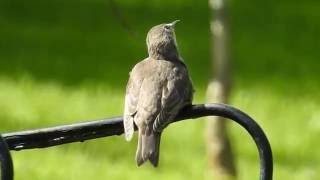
[0,134,13,180]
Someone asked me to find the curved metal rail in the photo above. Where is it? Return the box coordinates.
[1,103,273,180]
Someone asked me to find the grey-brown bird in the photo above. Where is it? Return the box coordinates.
[123,20,194,167]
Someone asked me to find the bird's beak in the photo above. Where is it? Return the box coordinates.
[167,20,180,27]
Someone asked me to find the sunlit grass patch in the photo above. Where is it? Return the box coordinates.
[0,75,124,131]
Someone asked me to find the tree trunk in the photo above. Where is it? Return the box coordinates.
[206,0,236,179]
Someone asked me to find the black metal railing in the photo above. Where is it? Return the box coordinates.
[0,103,273,180]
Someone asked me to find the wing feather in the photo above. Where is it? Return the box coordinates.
[153,64,193,131]
[123,69,144,141]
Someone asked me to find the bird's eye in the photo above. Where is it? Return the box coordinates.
[164,25,170,30]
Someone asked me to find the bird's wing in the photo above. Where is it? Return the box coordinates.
[153,63,193,132]
[123,65,144,141]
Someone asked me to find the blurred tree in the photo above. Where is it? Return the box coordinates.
[206,0,236,179]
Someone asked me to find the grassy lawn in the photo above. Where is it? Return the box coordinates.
[1,0,320,179]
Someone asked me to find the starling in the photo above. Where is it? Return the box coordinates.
[123,20,194,167]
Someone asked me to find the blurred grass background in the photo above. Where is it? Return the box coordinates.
[0,0,320,179]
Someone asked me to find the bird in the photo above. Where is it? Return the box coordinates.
[123,20,194,167]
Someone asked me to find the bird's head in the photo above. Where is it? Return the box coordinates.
[146,20,180,61]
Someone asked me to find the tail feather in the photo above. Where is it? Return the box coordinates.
[136,131,161,167]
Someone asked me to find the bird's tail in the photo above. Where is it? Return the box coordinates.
[136,130,161,167]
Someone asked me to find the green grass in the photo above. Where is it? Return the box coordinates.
[1,0,320,179]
